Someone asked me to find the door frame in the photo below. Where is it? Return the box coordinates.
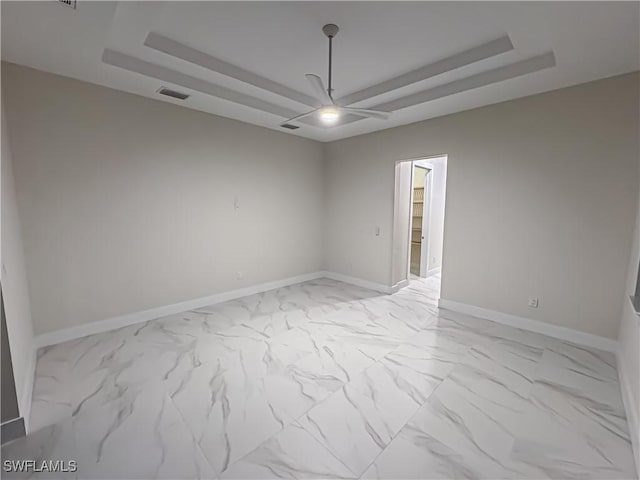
[419,167,433,277]
[414,159,436,277]
[391,154,448,288]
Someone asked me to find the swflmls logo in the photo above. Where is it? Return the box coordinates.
[3,460,78,473]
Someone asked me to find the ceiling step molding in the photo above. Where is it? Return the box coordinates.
[336,51,556,127]
[336,35,514,106]
[101,49,302,120]
[144,32,319,108]
[102,48,555,131]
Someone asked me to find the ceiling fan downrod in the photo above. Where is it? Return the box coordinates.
[279,23,390,127]
[322,24,339,99]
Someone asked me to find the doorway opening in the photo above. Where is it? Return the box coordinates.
[392,155,448,300]
[410,164,431,278]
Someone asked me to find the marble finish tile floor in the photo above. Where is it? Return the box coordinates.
[2,274,636,479]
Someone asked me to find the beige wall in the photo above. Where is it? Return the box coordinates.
[325,72,639,339]
[2,61,638,344]
[2,62,324,335]
[1,98,35,416]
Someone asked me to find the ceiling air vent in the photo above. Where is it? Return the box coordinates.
[57,0,77,9]
[280,123,300,130]
[157,87,190,100]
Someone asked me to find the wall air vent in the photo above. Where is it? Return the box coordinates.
[156,87,190,100]
[57,0,77,9]
[280,123,300,130]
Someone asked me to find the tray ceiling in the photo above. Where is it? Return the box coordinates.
[1,1,638,142]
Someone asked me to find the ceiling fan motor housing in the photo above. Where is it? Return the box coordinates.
[322,24,339,38]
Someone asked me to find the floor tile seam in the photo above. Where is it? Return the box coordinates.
[287,418,363,479]
[32,374,163,434]
[345,356,458,479]
[219,418,359,479]
[31,317,418,434]
[294,393,388,479]
[163,385,221,478]
[214,367,353,474]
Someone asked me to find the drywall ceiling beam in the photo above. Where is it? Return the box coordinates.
[144,32,319,108]
[334,51,556,127]
[336,36,514,106]
[101,49,301,120]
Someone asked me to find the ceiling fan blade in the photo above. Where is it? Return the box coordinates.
[281,109,318,125]
[305,74,333,105]
[340,107,391,120]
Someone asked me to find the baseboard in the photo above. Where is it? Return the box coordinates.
[34,271,327,349]
[617,351,640,477]
[20,346,36,433]
[1,417,26,445]
[438,298,618,352]
[426,266,441,278]
[33,271,395,350]
[320,271,394,294]
[390,279,410,293]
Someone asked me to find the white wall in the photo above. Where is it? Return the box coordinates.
[1,97,35,418]
[325,72,639,339]
[1,62,324,335]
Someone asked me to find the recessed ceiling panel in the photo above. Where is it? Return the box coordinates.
[336,36,514,106]
[101,49,301,120]
[144,32,319,108]
[1,1,638,141]
[375,52,556,113]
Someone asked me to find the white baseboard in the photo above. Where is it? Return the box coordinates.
[20,346,36,433]
[1,416,26,444]
[35,271,327,349]
[320,271,394,294]
[426,266,441,278]
[617,351,640,477]
[33,271,396,350]
[438,298,618,352]
[390,279,410,293]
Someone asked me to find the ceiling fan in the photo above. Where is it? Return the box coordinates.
[281,24,391,127]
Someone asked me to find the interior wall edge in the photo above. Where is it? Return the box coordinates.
[0,416,26,444]
[20,347,35,433]
[616,340,640,478]
[1,95,36,424]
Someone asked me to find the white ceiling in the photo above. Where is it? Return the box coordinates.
[2,1,638,142]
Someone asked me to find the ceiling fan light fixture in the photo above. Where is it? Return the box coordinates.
[281,24,390,128]
[319,106,340,122]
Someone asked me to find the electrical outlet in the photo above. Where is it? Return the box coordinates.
[528,297,539,308]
